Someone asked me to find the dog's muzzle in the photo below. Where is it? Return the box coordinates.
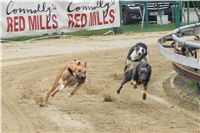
[139,76,147,84]
[76,74,86,83]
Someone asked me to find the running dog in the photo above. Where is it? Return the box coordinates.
[117,61,152,100]
[124,42,148,71]
[40,59,87,107]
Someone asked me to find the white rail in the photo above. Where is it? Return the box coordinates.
[157,23,200,69]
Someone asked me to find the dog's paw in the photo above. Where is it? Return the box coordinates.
[59,84,65,92]
[133,84,137,89]
[116,90,120,94]
[143,89,147,100]
[142,93,147,100]
[39,103,48,107]
[59,88,64,93]
[132,81,137,89]
[68,93,74,97]
[131,81,137,89]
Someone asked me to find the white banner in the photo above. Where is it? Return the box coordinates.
[0,0,120,39]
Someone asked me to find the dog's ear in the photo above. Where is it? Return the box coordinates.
[84,62,87,67]
[77,61,81,66]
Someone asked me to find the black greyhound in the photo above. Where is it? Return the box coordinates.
[117,61,152,100]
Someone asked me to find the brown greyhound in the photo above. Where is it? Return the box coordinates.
[40,59,87,107]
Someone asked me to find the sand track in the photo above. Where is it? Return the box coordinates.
[2,32,200,133]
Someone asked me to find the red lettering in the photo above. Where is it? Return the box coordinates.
[37,16,39,30]
[39,15,45,30]
[29,16,37,30]
[89,12,97,26]
[74,14,80,27]
[68,13,87,28]
[29,15,58,31]
[52,14,58,29]
[7,17,13,32]
[68,14,74,28]
[7,16,25,32]
[46,15,51,30]
[81,13,87,27]
[103,10,108,24]
[19,16,25,31]
[97,12,102,25]
[109,9,115,23]
[14,16,19,32]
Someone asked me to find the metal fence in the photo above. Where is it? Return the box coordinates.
[116,1,200,33]
[156,23,200,93]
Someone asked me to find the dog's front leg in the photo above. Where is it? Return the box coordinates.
[117,77,130,94]
[131,69,137,89]
[69,83,82,97]
[142,83,148,100]
[116,84,123,94]
[50,78,67,97]
[50,84,64,97]
[131,80,137,89]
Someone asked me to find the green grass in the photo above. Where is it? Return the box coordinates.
[188,80,196,90]
[121,23,176,32]
[64,29,110,36]
[3,35,41,42]
[187,80,200,95]
[3,23,177,42]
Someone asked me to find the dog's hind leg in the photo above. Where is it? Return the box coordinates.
[40,86,57,107]
[40,79,63,106]
[40,84,59,107]
[50,84,63,97]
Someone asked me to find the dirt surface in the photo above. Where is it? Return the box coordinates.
[2,32,200,133]
[164,74,200,111]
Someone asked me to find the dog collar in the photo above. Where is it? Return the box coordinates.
[133,59,140,62]
[67,67,74,76]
